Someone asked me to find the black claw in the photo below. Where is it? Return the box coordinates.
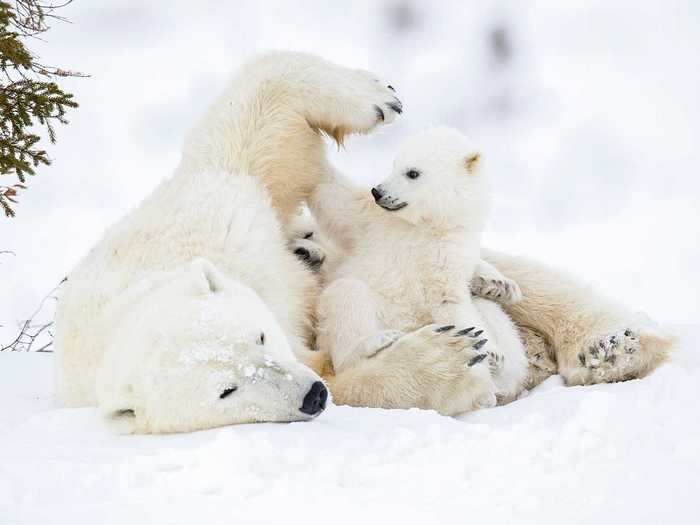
[473,330,483,337]
[589,346,599,356]
[387,84,395,91]
[294,247,310,260]
[599,340,606,349]
[387,102,403,115]
[468,353,488,366]
[435,325,455,333]
[609,336,618,345]
[455,327,475,336]
[473,338,488,351]
[374,105,385,122]
[578,353,586,366]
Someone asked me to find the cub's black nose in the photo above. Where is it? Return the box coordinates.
[300,381,328,416]
[294,247,310,260]
[371,187,382,202]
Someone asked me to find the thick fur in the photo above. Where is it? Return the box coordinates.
[311,128,528,414]
[482,249,677,387]
[54,51,402,433]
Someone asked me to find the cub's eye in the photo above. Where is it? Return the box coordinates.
[406,169,421,180]
[257,332,265,345]
[303,232,313,239]
[219,386,238,399]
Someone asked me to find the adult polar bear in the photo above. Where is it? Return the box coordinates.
[56,51,501,432]
[55,51,674,433]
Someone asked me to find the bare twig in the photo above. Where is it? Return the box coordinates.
[0,277,65,352]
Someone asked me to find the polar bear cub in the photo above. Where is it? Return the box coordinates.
[317,127,527,409]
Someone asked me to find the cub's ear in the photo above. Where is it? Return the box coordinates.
[464,152,481,174]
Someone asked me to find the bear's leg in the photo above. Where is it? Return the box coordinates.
[248,52,402,139]
[519,326,557,390]
[230,52,402,141]
[482,249,676,386]
[325,323,498,415]
[472,298,529,403]
[186,52,402,223]
[317,277,399,373]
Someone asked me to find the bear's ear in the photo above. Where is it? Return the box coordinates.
[464,152,481,174]
[101,406,138,434]
[188,258,226,294]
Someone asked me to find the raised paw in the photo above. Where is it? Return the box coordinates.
[333,70,403,136]
[470,275,522,305]
[577,329,641,382]
[290,238,325,271]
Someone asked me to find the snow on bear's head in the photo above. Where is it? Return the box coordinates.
[96,259,327,434]
[371,126,487,229]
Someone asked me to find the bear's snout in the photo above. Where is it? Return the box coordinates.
[300,381,328,416]
[371,186,384,202]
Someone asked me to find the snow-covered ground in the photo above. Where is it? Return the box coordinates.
[1,326,698,524]
[1,2,698,523]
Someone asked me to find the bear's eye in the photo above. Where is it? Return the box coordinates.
[257,332,265,345]
[219,386,238,399]
[303,232,313,239]
[405,169,421,180]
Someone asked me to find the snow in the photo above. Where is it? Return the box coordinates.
[1,2,698,523]
[1,327,698,524]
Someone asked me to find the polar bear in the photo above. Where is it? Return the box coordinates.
[314,127,528,411]
[54,51,406,433]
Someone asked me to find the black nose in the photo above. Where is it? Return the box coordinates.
[294,247,310,260]
[300,381,328,416]
[371,187,382,202]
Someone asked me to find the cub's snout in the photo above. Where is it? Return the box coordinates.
[371,186,383,202]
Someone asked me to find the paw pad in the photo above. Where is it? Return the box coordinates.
[578,328,641,380]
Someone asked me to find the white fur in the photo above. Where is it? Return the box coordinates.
[54,51,401,433]
[313,127,528,413]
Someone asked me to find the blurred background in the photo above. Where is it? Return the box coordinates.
[1,0,698,345]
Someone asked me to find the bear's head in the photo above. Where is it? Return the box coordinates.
[96,258,327,434]
[371,126,487,229]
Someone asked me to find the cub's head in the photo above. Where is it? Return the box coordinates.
[97,259,327,434]
[371,127,487,228]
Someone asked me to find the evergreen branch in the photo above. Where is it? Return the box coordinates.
[0,0,83,216]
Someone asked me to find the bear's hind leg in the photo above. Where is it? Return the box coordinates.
[482,249,677,387]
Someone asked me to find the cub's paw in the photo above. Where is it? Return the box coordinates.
[577,329,641,382]
[470,275,522,305]
[290,238,325,271]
